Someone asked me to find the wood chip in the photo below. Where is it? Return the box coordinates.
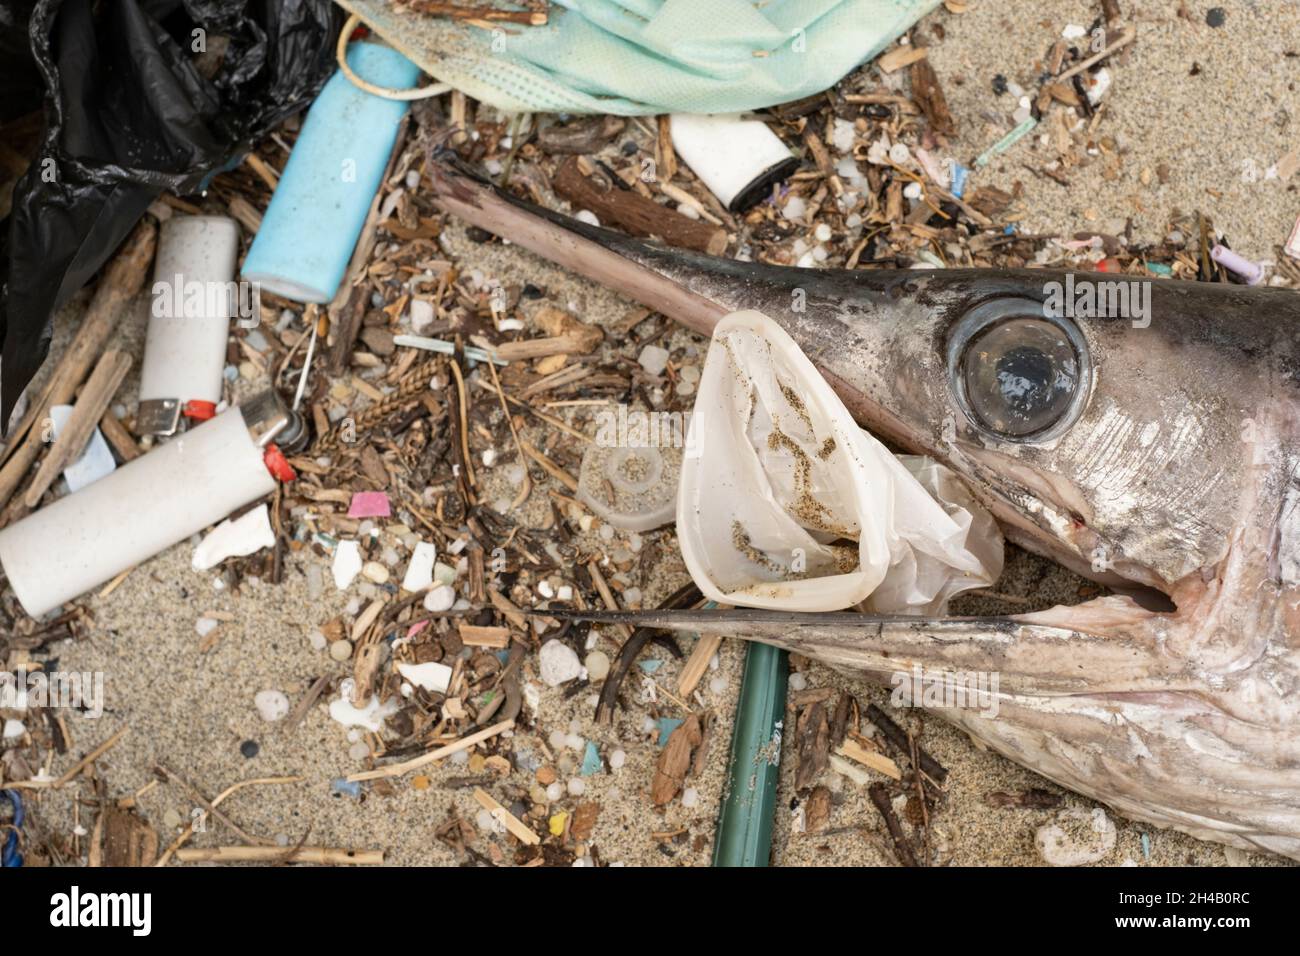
[878,45,928,74]
[473,787,540,845]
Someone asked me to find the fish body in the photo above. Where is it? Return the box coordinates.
[429,155,1300,858]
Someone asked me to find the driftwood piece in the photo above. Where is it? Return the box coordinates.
[805,785,832,834]
[910,58,955,135]
[868,783,919,867]
[24,349,132,507]
[93,805,159,867]
[0,220,156,514]
[794,700,830,791]
[551,157,726,255]
[174,846,383,865]
[652,711,702,805]
[865,703,948,784]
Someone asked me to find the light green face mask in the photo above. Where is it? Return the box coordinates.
[339,0,940,115]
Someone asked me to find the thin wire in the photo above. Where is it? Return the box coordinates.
[292,319,319,413]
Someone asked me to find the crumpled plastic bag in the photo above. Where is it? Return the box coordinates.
[1,0,338,423]
[677,310,1002,614]
[338,0,941,115]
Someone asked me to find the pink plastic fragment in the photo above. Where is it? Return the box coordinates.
[406,620,430,639]
[347,491,392,519]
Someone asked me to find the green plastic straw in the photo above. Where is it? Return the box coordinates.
[713,640,788,867]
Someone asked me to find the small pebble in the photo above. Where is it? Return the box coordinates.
[254,689,290,722]
[423,584,456,612]
[239,740,259,759]
[584,650,610,682]
[567,778,586,796]
[329,639,353,662]
[609,748,626,770]
[545,782,564,802]
[349,741,370,761]
[681,787,699,808]
[637,344,671,376]
[539,639,583,686]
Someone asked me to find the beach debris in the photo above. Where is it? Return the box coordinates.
[193,505,276,571]
[254,690,290,722]
[868,782,919,867]
[397,661,452,695]
[795,700,830,790]
[328,682,399,732]
[0,390,297,618]
[1035,808,1117,866]
[553,157,727,255]
[539,640,582,687]
[1210,243,1264,285]
[1287,215,1300,262]
[138,216,239,437]
[677,310,1000,612]
[401,541,437,592]
[46,405,117,494]
[347,491,392,519]
[652,712,703,806]
[241,42,420,304]
[332,540,363,590]
[0,789,24,867]
[669,113,798,212]
[577,443,681,533]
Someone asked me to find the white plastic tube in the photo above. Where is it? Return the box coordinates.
[669,114,797,211]
[140,215,240,434]
[0,404,277,618]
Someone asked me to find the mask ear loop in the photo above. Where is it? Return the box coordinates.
[336,12,452,101]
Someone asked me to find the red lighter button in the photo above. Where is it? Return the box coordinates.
[262,443,297,483]
[183,400,218,421]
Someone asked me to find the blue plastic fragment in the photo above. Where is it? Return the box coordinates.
[638,659,664,674]
[656,717,684,748]
[1,789,23,867]
[950,162,969,198]
[1145,261,1173,276]
[580,741,603,776]
[331,778,362,799]
[1003,224,1016,236]
[1140,832,1151,860]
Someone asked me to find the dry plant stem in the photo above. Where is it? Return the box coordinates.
[174,846,383,865]
[346,719,514,782]
[5,727,129,789]
[0,220,157,514]
[487,358,532,509]
[155,775,303,866]
[24,349,132,507]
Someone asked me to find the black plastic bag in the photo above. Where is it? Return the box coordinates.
[0,0,339,423]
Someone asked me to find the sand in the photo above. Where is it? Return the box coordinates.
[6,0,1298,868]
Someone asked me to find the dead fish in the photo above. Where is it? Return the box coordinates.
[427,153,1300,859]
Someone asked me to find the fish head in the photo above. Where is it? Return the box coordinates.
[754,267,1300,599]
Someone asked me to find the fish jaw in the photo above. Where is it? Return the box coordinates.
[552,604,1300,859]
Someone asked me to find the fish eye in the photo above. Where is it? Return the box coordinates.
[947,299,1091,443]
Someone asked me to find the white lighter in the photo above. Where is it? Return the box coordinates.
[139,215,243,437]
[0,390,305,618]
